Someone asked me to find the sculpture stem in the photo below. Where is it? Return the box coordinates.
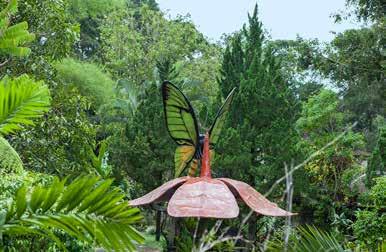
[200,132,211,178]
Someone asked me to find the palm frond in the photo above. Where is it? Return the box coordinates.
[294,226,346,251]
[0,0,35,58]
[0,136,23,173]
[267,225,346,252]
[0,75,50,135]
[0,175,144,251]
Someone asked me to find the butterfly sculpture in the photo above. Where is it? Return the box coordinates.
[162,81,235,177]
[130,81,295,218]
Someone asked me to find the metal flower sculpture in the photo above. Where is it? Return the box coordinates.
[129,81,295,218]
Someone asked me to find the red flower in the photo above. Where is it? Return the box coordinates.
[130,134,295,218]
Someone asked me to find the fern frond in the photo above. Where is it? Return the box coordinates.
[0,136,23,173]
[0,75,51,135]
[0,175,144,251]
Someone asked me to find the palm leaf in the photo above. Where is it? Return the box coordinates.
[0,75,50,135]
[294,226,346,251]
[0,0,17,16]
[0,175,144,251]
[267,225,346,252]
[0,0,35,58]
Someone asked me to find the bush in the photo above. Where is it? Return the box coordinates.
[55,58,115,109]
[352,177,386,249]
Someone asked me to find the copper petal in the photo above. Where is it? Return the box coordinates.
[129,177,189,206]
[219,178,296,216]
[167,178,239,218]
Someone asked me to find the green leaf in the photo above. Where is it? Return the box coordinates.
[29,185,45,213]
[0,0,17,17]
[2,175,143,251]
[40,177,65,213]
[65,176,99,212]
[15,185,27,218]
[0,75,50,135]
[0,0,35,58]
[77,179,113,213]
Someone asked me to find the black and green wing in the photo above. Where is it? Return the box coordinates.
[209,87,236,148]
[161,81,200,177]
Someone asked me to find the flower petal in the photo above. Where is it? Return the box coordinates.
[168,178,239,218]
[129,177,189,206]
[219,178,296,216]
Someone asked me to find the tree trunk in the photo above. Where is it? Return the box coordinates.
[284,162,294,251]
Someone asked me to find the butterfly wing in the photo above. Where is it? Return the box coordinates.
[209,87,236,148]
[175,146,196,177]
[162,81,200,177]
[187,158,199,177]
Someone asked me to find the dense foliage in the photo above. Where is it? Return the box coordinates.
[0,0,384,250]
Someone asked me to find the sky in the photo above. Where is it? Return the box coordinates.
[157,0,361,42]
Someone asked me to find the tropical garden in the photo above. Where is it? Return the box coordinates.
[0,0,384,251]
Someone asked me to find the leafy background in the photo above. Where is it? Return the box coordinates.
[0,0,385,251]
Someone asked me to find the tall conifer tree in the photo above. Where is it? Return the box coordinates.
[215,4,298,241]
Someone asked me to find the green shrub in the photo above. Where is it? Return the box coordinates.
[352,177,386,249]
[55,58,115,109]
[353,210,385,249]
[369,176,386,208]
